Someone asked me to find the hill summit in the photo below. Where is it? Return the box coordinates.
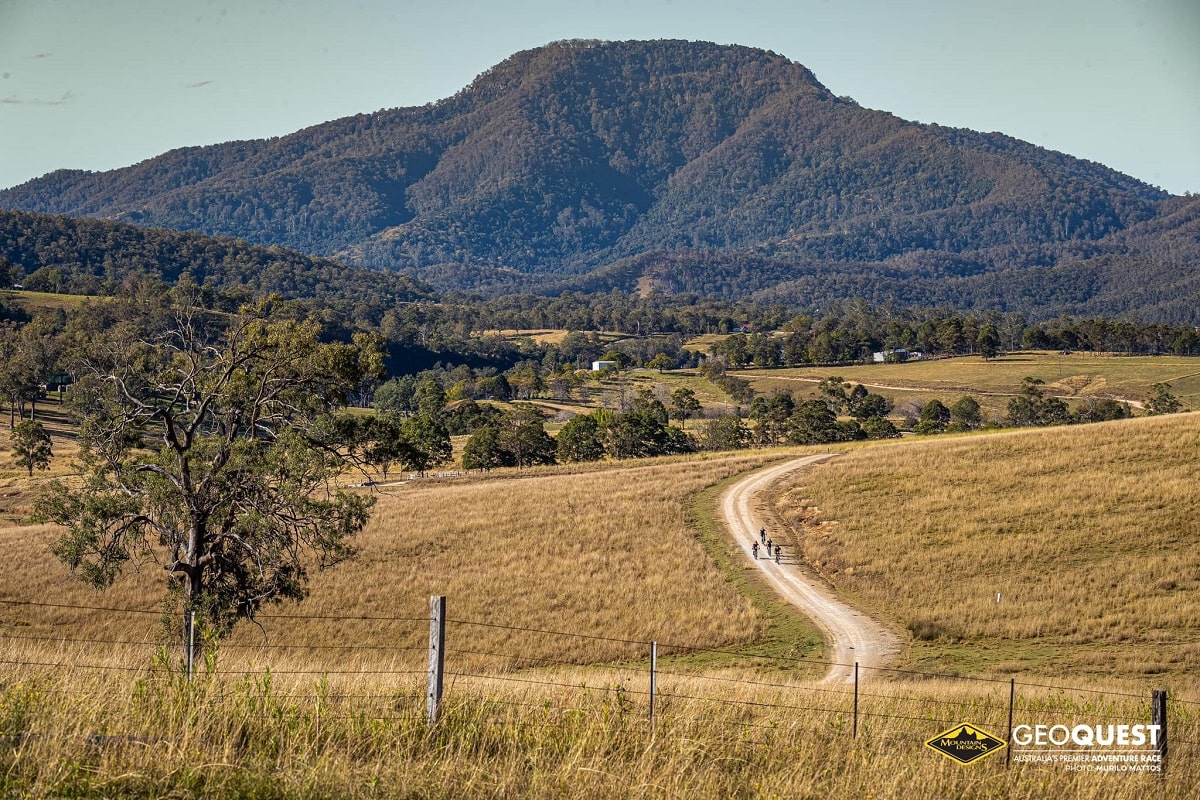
[2,39,1195,319]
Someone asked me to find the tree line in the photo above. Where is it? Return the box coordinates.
[4,277,1195,454]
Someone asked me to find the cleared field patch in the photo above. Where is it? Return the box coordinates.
[0,288,97,314]
[774,413,1200,678]
[0,408,80,523]
[475,328,631,346]
[736,351,1200,409]
[489,328,571,344]
[682,333,729,353]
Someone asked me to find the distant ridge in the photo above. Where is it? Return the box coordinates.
[2,39,1196,320]
[0,208,431,306]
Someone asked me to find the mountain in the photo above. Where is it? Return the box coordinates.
[583,196,1200,323]
[1,39,1195,319]
[0,209,431,306]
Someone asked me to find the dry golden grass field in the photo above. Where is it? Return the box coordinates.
[0,451,806,669]
[3,414,1200,797]
[775,413,1200,681]
[682,333,729,353]
[3,663,1190,799]
[480,329,633,346]
[738,351,1200,418]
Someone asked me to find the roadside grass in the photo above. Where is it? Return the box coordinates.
[773,413,1200,680]
[1,661,1193,799]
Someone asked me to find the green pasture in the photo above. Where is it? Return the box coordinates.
[732,351,1200,412]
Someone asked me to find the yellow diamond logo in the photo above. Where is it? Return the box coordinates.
[925,723,1007,765]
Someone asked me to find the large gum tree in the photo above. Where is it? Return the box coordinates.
[39,299,383,661]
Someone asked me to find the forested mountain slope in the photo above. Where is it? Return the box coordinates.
[0,209,430,306]
[1,39,1194,319]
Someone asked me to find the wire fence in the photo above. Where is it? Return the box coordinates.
[0,596,1195,769]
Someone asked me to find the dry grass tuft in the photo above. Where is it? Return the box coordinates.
[1,662,1194,799]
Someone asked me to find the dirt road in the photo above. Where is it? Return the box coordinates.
[721,455,901,683]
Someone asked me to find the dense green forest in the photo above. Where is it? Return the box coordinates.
[3,205,1198,371]
[3,40,1194,321]
[0,209,431,309]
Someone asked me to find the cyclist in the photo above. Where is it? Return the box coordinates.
[774,544,782,564]
[759,527,766,543]
[751,541,759,559]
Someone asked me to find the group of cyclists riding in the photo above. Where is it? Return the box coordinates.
[752,527,781,564]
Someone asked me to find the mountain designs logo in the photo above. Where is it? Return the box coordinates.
[925,723,1008,765]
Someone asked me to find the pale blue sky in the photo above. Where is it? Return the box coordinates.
[1,0,1197,194]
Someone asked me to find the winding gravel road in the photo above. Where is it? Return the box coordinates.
[721,455,901,683]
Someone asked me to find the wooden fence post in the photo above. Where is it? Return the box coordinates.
[649,641,657,734]
[184,610,196,681]
[853,662,859,738]
[1006,678,1015,768]
[1152,689,1168,776]
[427,596,446,726]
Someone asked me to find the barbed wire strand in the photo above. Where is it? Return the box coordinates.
[3,597,1188,705]
[653,667,854,697]
[446,671,652,698]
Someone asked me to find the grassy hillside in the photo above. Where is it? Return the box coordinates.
[0,449,823,667]
[0,288,95,315]
[775,413,1200,678]
[3,422,1199,797]
[736,350,1200,420]
[4,404,1197,679]
[526,350,1199,435]
[740,351,1200,402]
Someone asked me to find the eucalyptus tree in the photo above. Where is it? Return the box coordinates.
[669,387,702,428]
[1146,382,1183,415]
[12,419,52,476]
[38,299,384,662]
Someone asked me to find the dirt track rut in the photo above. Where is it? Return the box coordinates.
[720,455,900,683]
